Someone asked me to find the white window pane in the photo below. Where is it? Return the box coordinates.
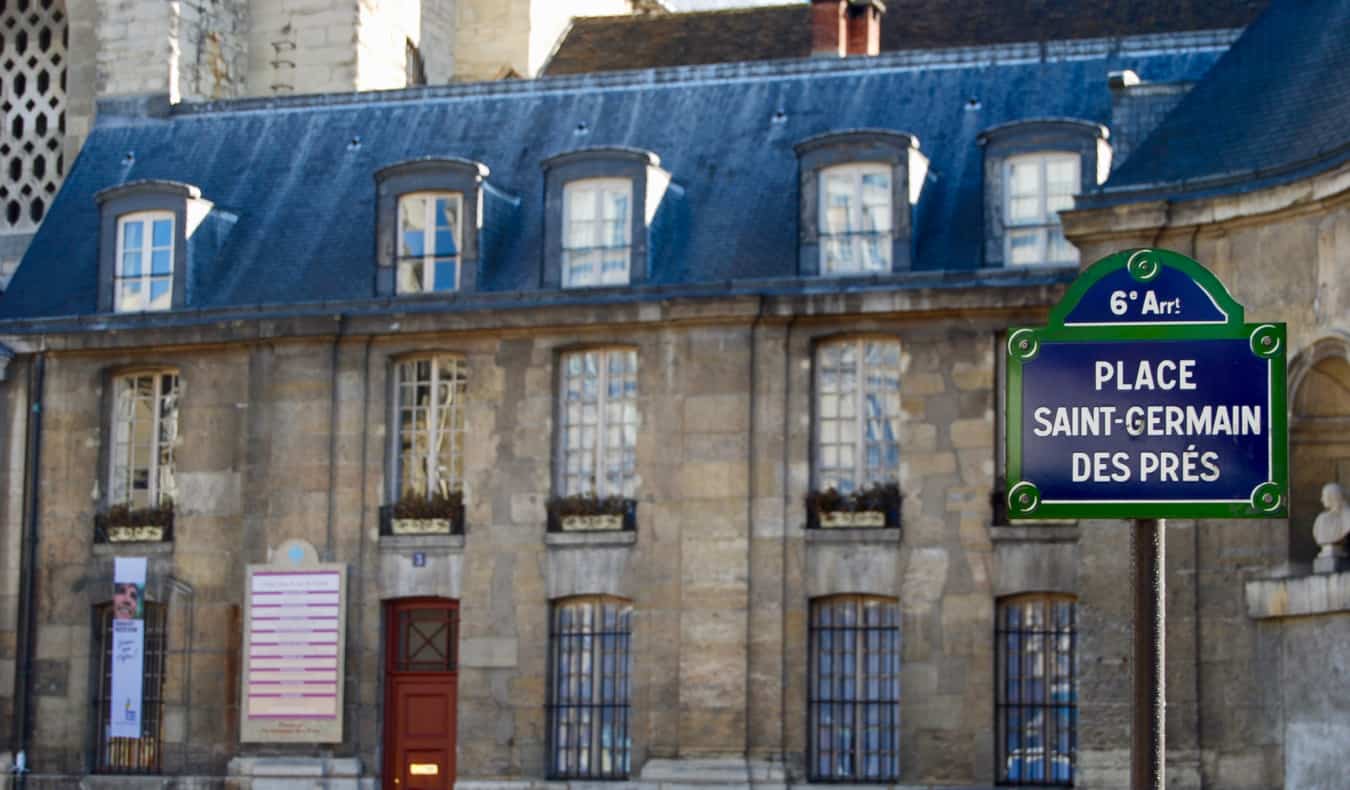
[118,281,144,311]
[1008,229,1043,265]
[1008,196,1040,223]
[1048,229,1077,264]
[397,260,424,293]
[1008,160,1040,196]
[151,218,173,247]
[121,221,143,251]
[432,259,457,291]
[148,278,172,309]
[1045,158,1078,194]
[121,251,142,277]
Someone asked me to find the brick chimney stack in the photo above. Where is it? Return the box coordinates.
[812,0,886,58]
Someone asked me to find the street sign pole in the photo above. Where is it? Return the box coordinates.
[1131,518,1164,790]
[1005,248,1288,790]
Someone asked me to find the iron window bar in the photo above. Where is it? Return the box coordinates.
[546,596,633,780]
[808,595,901,783]
[995,595,1077,786]
[91,603,167,774]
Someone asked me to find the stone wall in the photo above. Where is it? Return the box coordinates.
[453,0,631,82]
[176,0,250,101]
[356,0,422,91]
[0,278,1092,785]
[247,0,360,94]
[1063,160,1350,789]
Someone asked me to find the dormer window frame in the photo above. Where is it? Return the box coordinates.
[114,210,176,312]
[562,177,634,288]
[376,158,489,296]
[977,119,1111,269]
[794,129,927,277]
[396,191,465,294]
[95,180,208,314]
[542,147,667,290]
[1002,152,1080,267]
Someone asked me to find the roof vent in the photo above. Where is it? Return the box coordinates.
[811,0,886,58]
[1109,70,1141,90]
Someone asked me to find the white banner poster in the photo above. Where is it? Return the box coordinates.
[109,557,147,739]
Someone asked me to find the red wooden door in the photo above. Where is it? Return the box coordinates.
[384,599,458,790]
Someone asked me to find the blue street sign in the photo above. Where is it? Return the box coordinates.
[1005,249,1288,520]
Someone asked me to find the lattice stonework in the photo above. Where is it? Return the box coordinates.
[0,0,66,233]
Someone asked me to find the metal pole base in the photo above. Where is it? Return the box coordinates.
[1131,518,1165,790]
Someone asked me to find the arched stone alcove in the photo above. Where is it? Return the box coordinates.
[1289,335,1350,562]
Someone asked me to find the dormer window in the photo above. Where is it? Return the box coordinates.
[376,158,507,296]
[95,180,212,313]
[819,163,892,275]
[397,192,463,293]
[794,130,927,276]
[115,212,175,312]
[562,178,632,287]
[1004,153,1079,266]
[978,120,1111,268]
[542,147,673,289]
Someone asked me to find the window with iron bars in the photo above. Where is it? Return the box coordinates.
[546,595,632,780]
[808,594,900,782]
[996,593,1077,786]
[91,602,167,774]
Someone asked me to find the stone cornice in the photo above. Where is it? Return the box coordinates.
[1063,160,1350,244]
[0,271,1073,354]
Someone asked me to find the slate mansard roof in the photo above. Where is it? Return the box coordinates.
[541,0,1266,76]
[0,33,1232,322]
[1089,0,1350,202]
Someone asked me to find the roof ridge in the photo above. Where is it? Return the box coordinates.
[152,27,1239,121]
[570,3,799,24]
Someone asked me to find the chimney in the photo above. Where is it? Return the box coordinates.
[812,0,886,58]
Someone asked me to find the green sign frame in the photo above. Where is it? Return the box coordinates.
[1005,248,1288,520]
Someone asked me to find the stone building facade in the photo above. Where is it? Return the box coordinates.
[0,1,1346,789]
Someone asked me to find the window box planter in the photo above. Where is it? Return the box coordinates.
[380,492,465,536]
[805,483,901,530]
[547,495,636,533]
[94,501,175,543]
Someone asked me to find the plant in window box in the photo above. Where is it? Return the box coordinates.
[805,483,902,529]
[383,490,465,535]
[546,493,636,532]
[95,499,175,543]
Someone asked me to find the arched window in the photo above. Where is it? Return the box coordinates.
[814,337,901,493]
[114,211,176,312]
[557,347,638,500]
[108,370,180,510]
[1002,153,1079,267]
[546,595,633,779]
[818,162,892,275]
[808,594,900,782]
[562,178,633,287]
[393,355,468,500]
[996,593,1077,786]
[92,601,168,774]
[397,192,463,293]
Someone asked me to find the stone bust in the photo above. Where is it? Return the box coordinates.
[1313,482,1350,558]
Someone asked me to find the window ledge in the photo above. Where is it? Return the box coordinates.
[544,530,637,548]
[93,541,174,557]
[804,527,902,545]
[377,533,465,552]
[989,523,1080,543]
